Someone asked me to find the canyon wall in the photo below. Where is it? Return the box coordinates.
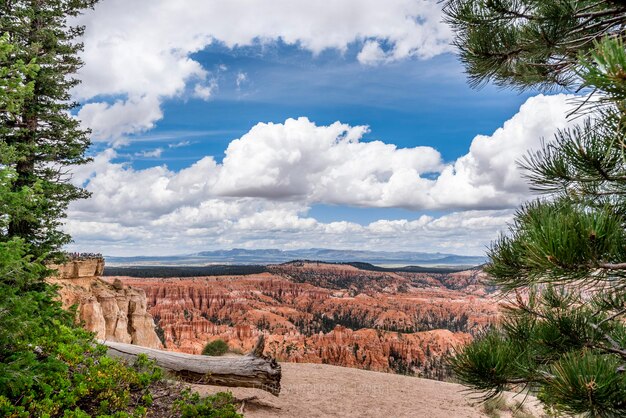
[112,262,499,379]
[48,259,163,349]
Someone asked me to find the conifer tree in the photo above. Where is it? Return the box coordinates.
[0,32,39,237]
[444,1,626,416]
[0,7,243,417]
[0,0,98,257]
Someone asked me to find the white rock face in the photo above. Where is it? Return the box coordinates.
[47,260,163,349]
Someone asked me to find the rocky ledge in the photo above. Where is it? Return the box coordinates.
[47,259,163,349]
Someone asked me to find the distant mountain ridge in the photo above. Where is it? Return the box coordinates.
[105,248,487,267]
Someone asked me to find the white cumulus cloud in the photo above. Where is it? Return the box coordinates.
[210,94,574,209]
[65,93,578,255]
[357,40,389,65]
[214,117,444,203]
[73,0,452,141]
[78,95,163,142]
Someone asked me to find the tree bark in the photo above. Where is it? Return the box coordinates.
[101,336,281,396]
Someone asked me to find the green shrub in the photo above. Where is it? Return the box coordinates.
[202,339,229,356]
[174,390,242,418]
[0,239,242,417]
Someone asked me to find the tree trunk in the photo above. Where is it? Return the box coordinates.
[101,336,281,396]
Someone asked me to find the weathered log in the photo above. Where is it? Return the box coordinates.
[101,336,281,395]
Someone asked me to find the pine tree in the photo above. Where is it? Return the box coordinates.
[444,2,626,416]
[0,29,91,415]
[444,0,626,90]
[0,32,39,237]
[0,0,98,257]
[0,32,37,114]
[0,26,241,418]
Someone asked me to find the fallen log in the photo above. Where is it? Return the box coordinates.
[101,336,281,395]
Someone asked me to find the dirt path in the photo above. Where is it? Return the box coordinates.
[194,363,545,418]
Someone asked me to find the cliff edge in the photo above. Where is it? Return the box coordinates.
[195,362,546,417]
[47,258,163,349]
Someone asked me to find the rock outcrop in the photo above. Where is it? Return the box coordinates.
[110,263,499,379]
[49,258,105,279]
[48,259,163,349]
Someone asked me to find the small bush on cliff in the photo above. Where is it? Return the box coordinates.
[173,390,242,418]
[202,339,230,356]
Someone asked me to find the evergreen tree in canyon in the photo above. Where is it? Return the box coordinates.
[0,3,157,416]
[444,1,626,416]
[0,4,243,416]
[0,0,97,257]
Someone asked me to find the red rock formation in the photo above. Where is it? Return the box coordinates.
[48,260,163,349]
[48,258,105,279]
[110,263,499,378]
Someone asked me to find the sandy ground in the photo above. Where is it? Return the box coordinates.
[194,363,545,418]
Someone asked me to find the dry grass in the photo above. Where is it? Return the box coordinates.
[483,396,508,418]
[482,396,541,418]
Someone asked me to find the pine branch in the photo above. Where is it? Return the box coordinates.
[567,90,599,118]
[577,1,610,15]
[588,318,626,359]
[589,343,626,359]
[575,9,626,26]
[448,2,626,413]
[597,307,626,326]
[598,262,626,270]
[514,291,548,320]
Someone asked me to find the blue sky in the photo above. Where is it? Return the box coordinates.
[65,0,575,256]
[116,48,533,169]
[115,47,532,224]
